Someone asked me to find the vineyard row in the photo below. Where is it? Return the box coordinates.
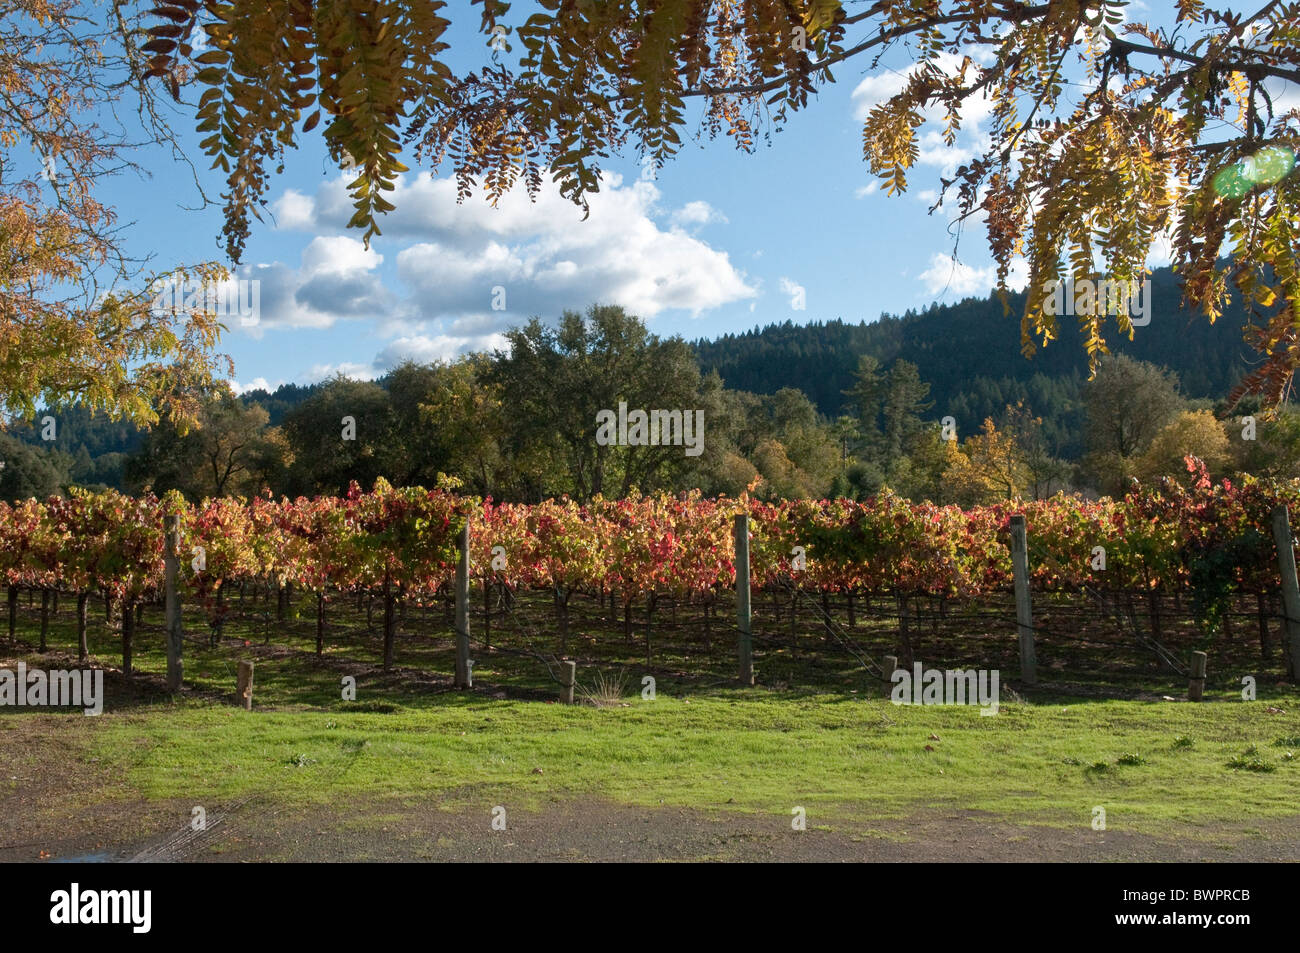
[1,463,1296,617]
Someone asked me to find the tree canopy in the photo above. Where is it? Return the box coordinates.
[142,0,1300,397]
[0,0,231,432]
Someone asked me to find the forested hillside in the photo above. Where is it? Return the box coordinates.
[0,285,1285,506]
[693,265,1256,458]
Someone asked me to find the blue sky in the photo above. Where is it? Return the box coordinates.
[80,0,1257,394]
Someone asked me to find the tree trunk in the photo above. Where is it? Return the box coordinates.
[383,578,396,672]
[216,581,227,647]
[7,585,17,640]
[316,590,326,657]
[39,589,50,652]
[789,588,798,649]
[77,592,88,661]
[1258,591,1273,661]
[624,600,633,644]
[645,591,656,668]
[554,586,570,655]
[897,593,914,669]
[122,601,134,676]
[847,591,855,628]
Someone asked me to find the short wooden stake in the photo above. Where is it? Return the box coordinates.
[1188,650,1207,701]
[561,660,576,704]
[881,654,899,689]
[236,660,254,710]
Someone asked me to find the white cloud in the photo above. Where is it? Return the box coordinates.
[917,253,1029,298]
[779,276,807,310]
[854,182,879,199]
[671,200,728,229]
[271,171,756,323]
[302,361,382,383]
[238,236,395,336]
[273,189,316,231]
[230,376,281,395]
[282,331,513,385]
[374,332,510,369]
[253,170,758,383]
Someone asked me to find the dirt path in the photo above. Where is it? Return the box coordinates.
[6,784,1298,863]
[175,800,1300,862]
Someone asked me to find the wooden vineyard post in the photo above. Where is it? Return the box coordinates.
[1188,650,1207,701]
[454,519,472,689]
[1270,506,1300,680]
[121,598,133,676]
[1010,515,1038,686]
[236,660,253,710]
[561,660,576,704]
[39,589,49,652]
[76,592,88,661]
[734,513,754,685]
[163,513,184,693]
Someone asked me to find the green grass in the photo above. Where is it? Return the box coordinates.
[2,587,1299,839]
[30,683,1297,835]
